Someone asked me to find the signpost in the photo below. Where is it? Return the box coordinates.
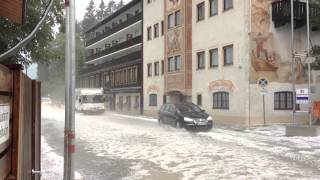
[258,78,269,126]
[296,88,309,104]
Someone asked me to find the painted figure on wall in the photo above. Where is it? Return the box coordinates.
[249,32,279,72]
[249,0,307,84]
[251,0,274,32]
[167,29,182,54]
[167,0,180,11]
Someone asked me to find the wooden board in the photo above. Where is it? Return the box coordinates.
[0,0,25,25]
[0,150,11,180]
[0,65,13,93]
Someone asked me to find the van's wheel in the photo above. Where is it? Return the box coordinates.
[176,120,182,129]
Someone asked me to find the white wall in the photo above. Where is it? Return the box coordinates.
[192,0,251,124]
[143,0,165,115]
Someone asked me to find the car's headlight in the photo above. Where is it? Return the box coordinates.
[184,117,194,122]
[207,116,213,121]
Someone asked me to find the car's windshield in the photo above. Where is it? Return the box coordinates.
[175,104,202,113]
[82,95,104,103]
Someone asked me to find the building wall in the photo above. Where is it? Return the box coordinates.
[192,0,251,125]
[115,93,141,115]
[143,0,165,117]
[248,0,320,125]
[164,0,193,97]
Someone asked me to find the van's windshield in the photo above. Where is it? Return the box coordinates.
[81,95,104,103]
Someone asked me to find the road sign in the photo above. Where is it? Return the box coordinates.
[258,78,268,89]
[296,88,309,104]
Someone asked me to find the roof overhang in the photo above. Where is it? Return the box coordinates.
[0,0,27,25]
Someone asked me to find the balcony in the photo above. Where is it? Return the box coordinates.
[80,51,142,75]
[86,35,142,62]
[272,0,320,29]
[85,12,142,47]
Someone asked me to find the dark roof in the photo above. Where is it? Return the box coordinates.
[85,0,141,33]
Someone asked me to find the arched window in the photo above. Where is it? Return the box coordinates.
[149,94,157,107]
[213,92,229,109]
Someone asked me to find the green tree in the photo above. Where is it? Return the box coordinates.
[311,0,320,69]
[82,0,97,31]
[97,0,107,21]
[106,0,117,16]
[41,31,85,102]
[0,0,64,64]
[117,0,125,10]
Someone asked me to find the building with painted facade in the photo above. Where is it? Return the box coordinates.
[143,0,320,125]
[78,0,143,115]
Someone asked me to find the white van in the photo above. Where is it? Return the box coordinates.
[75,88,105,114]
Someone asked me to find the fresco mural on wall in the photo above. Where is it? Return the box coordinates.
[249,0,307,84]
[167,0,180,12]
[167,28,182,54]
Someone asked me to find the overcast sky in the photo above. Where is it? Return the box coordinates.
[76,0,131,21]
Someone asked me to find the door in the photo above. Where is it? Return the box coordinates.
[167,105,178,126]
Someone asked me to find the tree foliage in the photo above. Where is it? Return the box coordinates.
[41,32,85,102]
[82,0,97,32]
[0,0,64,64]
[310,0,320,69]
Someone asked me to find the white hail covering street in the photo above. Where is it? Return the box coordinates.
[41,106,320,180]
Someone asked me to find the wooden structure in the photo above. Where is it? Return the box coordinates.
[0,0,26,25]
[313,101,320,122]
[0,65,41,180]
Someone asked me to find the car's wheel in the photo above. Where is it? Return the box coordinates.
[176,120,182,129]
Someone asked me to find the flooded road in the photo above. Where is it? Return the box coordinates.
[41,107,320,180]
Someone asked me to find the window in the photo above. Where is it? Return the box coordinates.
[175,55,181,71]
[168,13,174,29]
[197,51,205,69]
[224,0,233,11]
[154,23,159,38]
[147,26,152,40]
[147,0,151,4]
[126,96,131,109]
[149,94,157,106]
[210,48,219,67]
[197,2,205,21]
[161,60,164,74]
[274,91,299,110]
[154,62,159,76]
[213,92,229,109]
[168,57,175,72]
[197,94,202,106]
[175,10,181,26]
[161,21,164,35]
[223,45,233,65]
[147,63,152,77]
[210,0,218,16]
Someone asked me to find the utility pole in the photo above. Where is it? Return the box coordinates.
[306,0,312,127]
[64,0,76,179]
[291,0,296,125]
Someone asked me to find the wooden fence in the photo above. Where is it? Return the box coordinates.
[0,64,41,180]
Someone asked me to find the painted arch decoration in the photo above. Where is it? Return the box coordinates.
[207,80,235,93]
[147,85,160,94]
